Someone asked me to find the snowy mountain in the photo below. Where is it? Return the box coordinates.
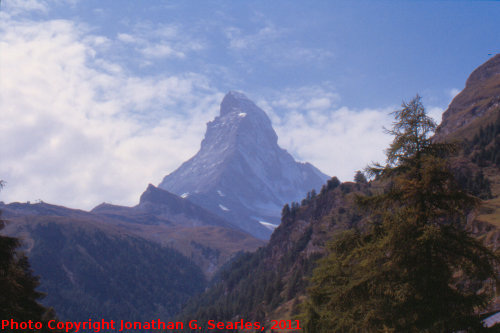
[159,91,329,239]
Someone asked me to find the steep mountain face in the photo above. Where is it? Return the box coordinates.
[434,54,500,142]
[431,55,500,247]
[159,91,329,239]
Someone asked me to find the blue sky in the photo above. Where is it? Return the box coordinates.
[1,0,499,209]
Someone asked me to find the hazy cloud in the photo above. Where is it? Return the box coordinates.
[224,21,332,66]
[274,106,394,182]
[225,25,283,50]
[115,23,205,61]
[283,47,334,64]
[0,12,221,209]
[141,43,185,59]
[259,87,393,181]
[0,2,448,209]
[259,87,444,182]
[2,0,49,14]
[268,85,341,112]
[449,88,461,100]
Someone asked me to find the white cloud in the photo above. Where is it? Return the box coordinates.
[117,33,139,44]
[448,88,461,100]
[2,0,49,14]
[224,20,333,66]
[115,23,205,61]
[225,25,283,50]
[259,87,446,182]
[0,4,446,209]
[283,47,334,64]
[427,106,445,125]
[2,0,80,15]
[141,43,185,59]
[273,107,394,182]
[258,87,393,182]
[269,85,341,112]
[0,14,221,209]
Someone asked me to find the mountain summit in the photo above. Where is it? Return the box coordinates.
[159,91,329,239]
[434,54,500,142]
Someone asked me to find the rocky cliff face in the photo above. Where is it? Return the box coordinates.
[159,91,329,239]
[432,55,500,253]
[434,54,500,142]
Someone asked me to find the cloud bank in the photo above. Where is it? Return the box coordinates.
[0,11,222,208]
[0,3,446,209]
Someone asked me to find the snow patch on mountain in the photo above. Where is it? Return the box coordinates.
[159,91,329,239]
[259,221,279,231]
[219,204,229,211]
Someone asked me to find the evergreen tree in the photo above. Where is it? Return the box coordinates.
[354,170,367,184]
[0,181,60,332]
[281,203,291,218]
[303,96,498,332]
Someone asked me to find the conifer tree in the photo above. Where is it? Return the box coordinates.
[0,181,60,332]
[303,96,498,332]
[354,170,367,184]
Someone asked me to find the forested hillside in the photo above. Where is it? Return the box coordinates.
[29,222,206,322]
[176,178,371,332]
[2,3,499,332]
[2,215,206,322]
[177,107,500,332]
[303,96,497,332]
[0,184,262,322]
[176,55,500,330]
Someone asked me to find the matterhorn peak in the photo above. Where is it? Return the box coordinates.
[226,90,250,100]
[220,91,262,117]
[159,92,329,239]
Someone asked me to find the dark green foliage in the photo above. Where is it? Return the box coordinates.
[190,240,221,261]
[27,222,205,322]
[340,182,352,194]
[289,201,300,217]
[0,201,59,331]
[319,177,341,198]
[468,110,500,167]
[303,96,498,332]
[455,167,492,200]
[301,189,318,207]
[327,177,340,190]
[176,247,281,332]
[354,170,367,184]
[176,180,356,333]
[0,233,55,330]
[176,246,284,332]
[281,203,291,218]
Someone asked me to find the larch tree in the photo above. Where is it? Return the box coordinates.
[303,96,498,332]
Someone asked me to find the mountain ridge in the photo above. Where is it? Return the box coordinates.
[435,54,500,142]
[176,58,500,330]
[159,91,329,239]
